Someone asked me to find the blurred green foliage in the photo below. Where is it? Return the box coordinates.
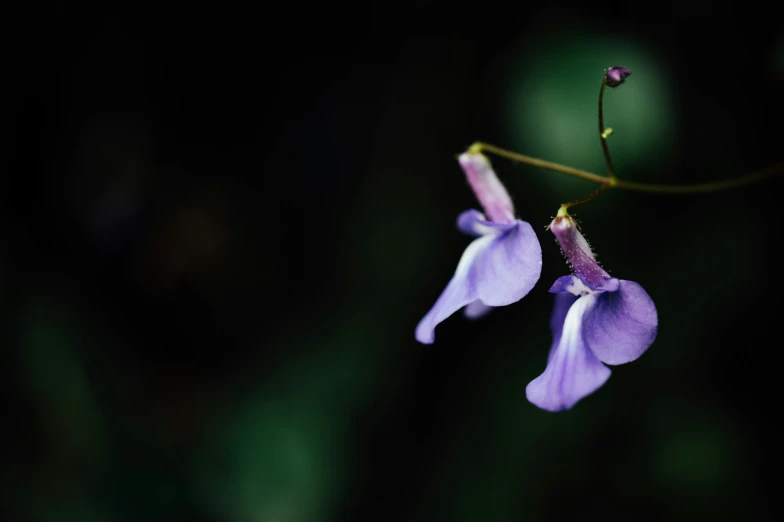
[503,30,677,181]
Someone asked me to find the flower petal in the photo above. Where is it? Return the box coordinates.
[526,295,611,411]
[415,235,493,344]
[470,220,542,307]
[415,219,541,343]
[457,209,516,238]
[547,292,578,364]
[586,276,620,293]
[464,299,493,319]
[549,275,592,296]
[458,152,515,224]
[582,280,658,365]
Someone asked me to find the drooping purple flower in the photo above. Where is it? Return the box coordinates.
[526,215,657,411]
[415,152,542,344]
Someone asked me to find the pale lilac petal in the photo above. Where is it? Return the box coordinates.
[415,220,542,344]
[549,275,590,296]
[547,292,578,364]
[470,220,542,306]
[527,295,611,412]
[457,209,515,237]
[415,235,492,344]
[583,280,658,365]
[464,299,492,319]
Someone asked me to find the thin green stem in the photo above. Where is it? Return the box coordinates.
[470,142,608,184]
[613,161,784,193]
[561,80,619,214]
[557,185,611,216]
[598,82,617,181]
[472,141,784,196]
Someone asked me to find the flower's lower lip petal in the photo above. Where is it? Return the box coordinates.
[415,235,493,344]
[471,220,542,306]
[547,293,579,364]
[415,278,474,344]
[464,299,493,319]
[527,295,611,411]
[416,218,542,343]
[583,279,658,365]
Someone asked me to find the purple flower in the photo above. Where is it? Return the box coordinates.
[526,215,657,411]
[415,152,542,344]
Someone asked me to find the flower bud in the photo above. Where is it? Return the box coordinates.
[604,66,631,88]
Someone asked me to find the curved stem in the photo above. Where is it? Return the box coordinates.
[613,161,784,193]
[558,185,611,216]
[598,82,617,181]
[470,142,608,184]
[472,141,784,195]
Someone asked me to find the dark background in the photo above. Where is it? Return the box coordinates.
[4,2,783,521]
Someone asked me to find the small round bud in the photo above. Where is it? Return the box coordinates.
[604,66,631,87]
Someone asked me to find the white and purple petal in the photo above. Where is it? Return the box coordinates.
[547,292,578,364]
[415,217,542,344]
[526,294,611,412]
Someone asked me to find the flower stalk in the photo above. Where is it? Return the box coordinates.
[416,64,783,411]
